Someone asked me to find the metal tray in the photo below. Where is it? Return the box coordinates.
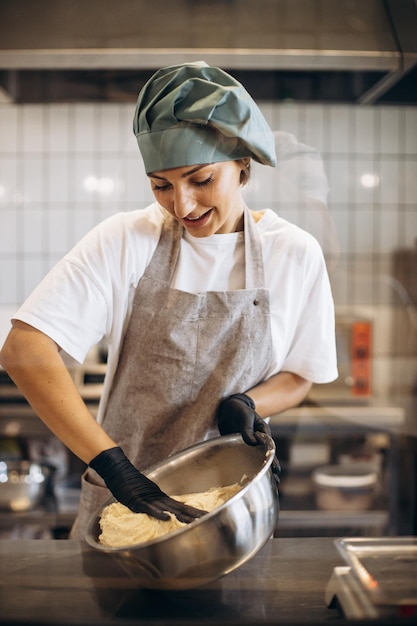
[335,537,417,607]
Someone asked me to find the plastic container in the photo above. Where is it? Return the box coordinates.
[312,463,378,511]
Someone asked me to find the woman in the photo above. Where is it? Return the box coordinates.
[0,62,338,538]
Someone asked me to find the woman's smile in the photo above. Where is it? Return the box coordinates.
[183,208,214,228]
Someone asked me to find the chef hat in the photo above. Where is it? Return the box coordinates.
[133,61,276,174]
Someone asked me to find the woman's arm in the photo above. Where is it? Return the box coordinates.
[0,321,116,463]
[0,321,209,522]
[246,371,312,418]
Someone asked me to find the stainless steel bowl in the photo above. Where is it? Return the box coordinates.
[0,460,48,512]
[86,433,279,590]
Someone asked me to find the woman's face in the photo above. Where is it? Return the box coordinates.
[148,159,248,237]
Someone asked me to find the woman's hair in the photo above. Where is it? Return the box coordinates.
[240,160,251,186]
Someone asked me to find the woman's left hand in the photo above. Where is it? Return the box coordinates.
[216,393,281,482]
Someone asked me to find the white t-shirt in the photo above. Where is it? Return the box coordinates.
[14,203,338,422]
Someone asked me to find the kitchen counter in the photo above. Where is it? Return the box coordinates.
[269,403,405,435]
[0,537,413,626]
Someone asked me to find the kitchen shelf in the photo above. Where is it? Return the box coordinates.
[278,509,389,529]
[270,404,404,536]
[269,404,404,436]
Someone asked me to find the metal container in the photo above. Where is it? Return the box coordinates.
[0,460,49,512]
[86,433,279,590]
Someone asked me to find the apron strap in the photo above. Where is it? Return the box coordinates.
[143,213,182,283]
[243,206,265,290]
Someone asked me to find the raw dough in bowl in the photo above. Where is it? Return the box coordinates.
[98,482,242,548]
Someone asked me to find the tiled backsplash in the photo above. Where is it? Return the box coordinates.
[1,102,416,396]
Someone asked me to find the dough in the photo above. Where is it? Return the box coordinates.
[98,482,242,548]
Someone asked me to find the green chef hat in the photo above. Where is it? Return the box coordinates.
[133,61,277,174]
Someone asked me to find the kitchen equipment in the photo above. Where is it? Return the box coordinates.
[326,537,417,620]
[0,460,51,512]
[309,315,373,404]
[312,463,378,511]
[86,433,279,590]
[332,316,373,398]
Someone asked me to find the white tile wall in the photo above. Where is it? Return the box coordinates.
[405,109,417,154]
[0,101,416,395]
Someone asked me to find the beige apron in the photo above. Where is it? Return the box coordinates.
[71,208,273,538]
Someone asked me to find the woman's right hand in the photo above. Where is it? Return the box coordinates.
[89,446,206,523]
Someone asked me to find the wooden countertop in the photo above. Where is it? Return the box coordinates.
[0,537,410,626]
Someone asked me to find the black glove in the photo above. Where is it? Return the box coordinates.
[217,393,270,444]
[89,446,206,523]
[217,393,281,483]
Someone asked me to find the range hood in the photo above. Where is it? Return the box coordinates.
[1,0,416,104]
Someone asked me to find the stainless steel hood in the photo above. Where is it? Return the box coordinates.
[1,0,416,104]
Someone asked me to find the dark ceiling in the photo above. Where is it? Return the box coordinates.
[1,66,417,104]
[1,0,416,104]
